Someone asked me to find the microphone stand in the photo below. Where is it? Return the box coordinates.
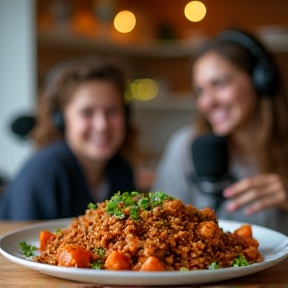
[190,173,232,214]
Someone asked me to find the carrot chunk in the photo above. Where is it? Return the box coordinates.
[234,225,253,238]
[58,246,94,268]
[140,256,165,271]
[39,230,56,251]
[244,246,259,262]
[105,250,131,270]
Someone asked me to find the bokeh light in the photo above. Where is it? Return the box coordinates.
[114,10,136,33]
[126,79,159,101]
[184,1,206,22]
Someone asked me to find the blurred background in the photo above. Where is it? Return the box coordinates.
[1,0,288,193]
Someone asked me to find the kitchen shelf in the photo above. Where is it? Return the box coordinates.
[132,93,196,111]
[258,34,288,53]
[37,29,205,58]
[38,29,288,57]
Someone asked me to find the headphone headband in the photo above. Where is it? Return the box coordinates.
[218,29,279,97]
[219,30,268,61]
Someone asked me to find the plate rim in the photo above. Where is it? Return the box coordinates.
[1,219,288,285]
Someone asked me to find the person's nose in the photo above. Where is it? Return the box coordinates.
[197,88,218,109]
[93,112,108,131]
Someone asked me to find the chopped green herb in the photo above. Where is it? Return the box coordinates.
[208,262,221,270]
[94,247,106,258]
[149,191,174,208]
[56,228,61,234]
[180,267,189,271]
[106,200,118,214]
[19,241,37,257]
[232,255,250,267]
[91,259,103,269]
[87,203,98,210]
[121,191,136,206]
[113,209,126,219]
[138,198,149,209]
[129,205,140,220]
[105,191,174,220]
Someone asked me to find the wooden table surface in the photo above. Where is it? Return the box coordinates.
[1,221,288,288]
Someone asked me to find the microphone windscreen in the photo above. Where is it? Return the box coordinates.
[192,133,229,177]
[11,115,36,138]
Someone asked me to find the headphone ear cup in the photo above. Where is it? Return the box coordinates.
[253,58,279,96]
[52,109,65,133]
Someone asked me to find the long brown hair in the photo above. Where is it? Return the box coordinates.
[192,30,288,177]
[31,57,135,161]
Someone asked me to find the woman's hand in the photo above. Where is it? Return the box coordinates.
[223,174,288,215]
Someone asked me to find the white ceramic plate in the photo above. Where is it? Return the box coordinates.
[1,219,288,285]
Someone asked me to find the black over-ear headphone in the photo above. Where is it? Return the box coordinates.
[45,59,130,134]
[45,60,72,134]
[51,108,66,133]
[218,29,279,97]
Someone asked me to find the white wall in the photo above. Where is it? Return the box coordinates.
[0,0,36,179]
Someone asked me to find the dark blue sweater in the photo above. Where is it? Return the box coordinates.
[0,141,135,220]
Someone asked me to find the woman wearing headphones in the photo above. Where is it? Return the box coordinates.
[0,57,135,220]
[153,29,288,234]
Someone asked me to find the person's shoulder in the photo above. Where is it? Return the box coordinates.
[36,140,70,159]
[172,125,194,139]
[165,125,194,151]
[3,141,71,198]
[20,141,71,173]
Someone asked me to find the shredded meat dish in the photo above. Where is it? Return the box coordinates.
[34,192,263,271]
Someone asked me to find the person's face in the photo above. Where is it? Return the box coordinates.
[193,52,258,136]
[64,80,126,162]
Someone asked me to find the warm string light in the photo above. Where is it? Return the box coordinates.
[111,4,207,36]
[114,10,136,33]
[184,1,206,22]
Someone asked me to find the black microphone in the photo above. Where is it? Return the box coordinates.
[191,133,235,211]
[10,115,36,139]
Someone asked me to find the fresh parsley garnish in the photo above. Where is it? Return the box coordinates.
[138,198,149,209]
[19,241,37,257]
[87,203,98,210]
[208,262,221,270]
[149,191,173,208]
[94,247,106,258]
[129,205,140,220]
[105,191,174,220]
[180,267,189,271]
[232,255,250,267]
[91,259,103,269]
[113,209,126,219]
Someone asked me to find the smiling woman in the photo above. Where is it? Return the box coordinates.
[0,57,136,220]
[193,51,258,136]
[152,29,288,235]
